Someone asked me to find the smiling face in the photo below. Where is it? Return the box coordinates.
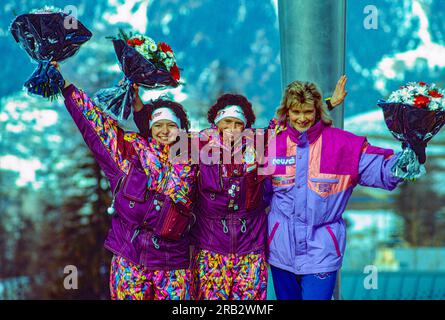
[150,120,179,145]
[277,81,332,131]
[288,102,317,132]
[216,117,245,135]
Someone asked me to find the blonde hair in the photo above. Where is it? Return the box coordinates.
[276,81,333,126]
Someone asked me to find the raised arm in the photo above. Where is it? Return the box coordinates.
[54,62,131,184]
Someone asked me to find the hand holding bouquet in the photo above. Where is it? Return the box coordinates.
[378,81,445,179]
[9,6,92,99]
[93,30,181,130]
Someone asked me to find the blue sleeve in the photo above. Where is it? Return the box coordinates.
[358,151,403,191]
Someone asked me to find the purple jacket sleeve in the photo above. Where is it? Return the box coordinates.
[358,143,403,191]
[62,84,127,185]
[262,176,273,207]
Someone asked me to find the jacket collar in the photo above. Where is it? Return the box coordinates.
[286,120,325,146]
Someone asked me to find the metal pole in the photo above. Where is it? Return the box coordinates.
[277,0,346,129]
[277,0,347,299]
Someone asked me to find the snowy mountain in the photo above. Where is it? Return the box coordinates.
[346,0,445,116]
[1,0,445,197]
[1,0,445,122]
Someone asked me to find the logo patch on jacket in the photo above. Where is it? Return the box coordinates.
[272,156,295,166]
[318,183,332,193]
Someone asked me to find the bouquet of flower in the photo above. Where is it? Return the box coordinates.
[9,6,92,99]
[378,81,445,179]
[93,30,180,131]
[126,36,180,82]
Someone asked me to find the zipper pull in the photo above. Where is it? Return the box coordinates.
[106,197,116,215]
[130,228,140,243]
[221,219,229,234]
[239,218,247,233]
[107,176,124,216]
[152,235,160,249]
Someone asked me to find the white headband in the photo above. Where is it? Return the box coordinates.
[214,105,247,126]
[149,107,181,129]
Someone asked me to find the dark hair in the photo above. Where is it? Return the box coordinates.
[135,98,190,138]
[207,93,256,128]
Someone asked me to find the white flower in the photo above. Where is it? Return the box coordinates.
[164,58,174,69]
[135,46,152,60]
[167,51,174,58]
[400,89,413,103]
[387,93,400,103]
[135,35,156,46]
[429,99,442,111]
[141,42,149,52]
[406,98,415,106]
[416,86,429,96]
[160,52,167,59]
[149,43,158,52]
[386,81,445,111]
[388,87,412,104]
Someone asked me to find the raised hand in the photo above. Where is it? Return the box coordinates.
[132,83,144,112]
[119,77,143,112]
[330,75,348,108]
[50,61,60,70]
[50,61,70,89]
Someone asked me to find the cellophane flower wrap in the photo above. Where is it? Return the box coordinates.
[378,81,445,180]
[93,30,181,131]
[9,6,92,100]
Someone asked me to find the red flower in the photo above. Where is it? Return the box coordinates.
[418,81,427,86]
[158,42,173,53]
[127,38,144,46]
[414,95,430,108]
[170,64,180,81]
[429,90,444,98]
[132,38,145,46]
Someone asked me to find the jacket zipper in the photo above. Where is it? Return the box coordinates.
[107,175,125,215]
[230,214,235,254]
[219,164,224,191]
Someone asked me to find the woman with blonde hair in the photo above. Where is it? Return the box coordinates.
[276,81,334,127]
[267,79,409,300]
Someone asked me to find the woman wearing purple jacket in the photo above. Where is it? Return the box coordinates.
[266,80,413,300]
[189,77,347,300]
[53,62,197,300]
[190,93,270,300]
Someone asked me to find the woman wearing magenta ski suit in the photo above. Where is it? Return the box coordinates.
[55,62,197,300]
[188,94,270,300]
